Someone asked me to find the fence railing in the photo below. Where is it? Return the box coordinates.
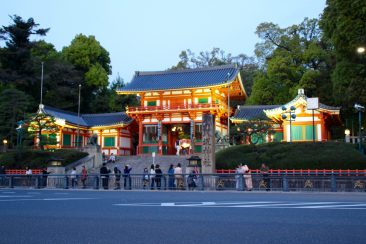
[0,173,365,192]
[216,169,366,176]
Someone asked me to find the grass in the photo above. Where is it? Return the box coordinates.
[0,149,88,169]
[216,142,366,170]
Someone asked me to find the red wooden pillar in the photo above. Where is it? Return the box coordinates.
[117,128,121,155]
[138,120,143,155]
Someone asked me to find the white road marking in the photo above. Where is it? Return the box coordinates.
[43,198,95,201]
[113,201,366,210]
[0,195,32,198]
[1,191,15,194]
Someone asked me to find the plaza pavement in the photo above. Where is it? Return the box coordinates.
[1,189,365,244]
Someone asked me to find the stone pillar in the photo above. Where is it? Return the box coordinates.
[158,120,162,155]
[201,114,215,174]
[138,120,143,155]
[190,119,195,154]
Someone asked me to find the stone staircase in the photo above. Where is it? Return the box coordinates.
[107,155,191,174]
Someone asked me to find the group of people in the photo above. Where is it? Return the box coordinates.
[100,163,132,190]
[69,166,88,189]
[175,139,193,156]
[146,163,196,190]
[235,163,270,191]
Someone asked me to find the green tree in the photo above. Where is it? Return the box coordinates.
[171,48,258,97]
[248,18,334,105]
[0,15,50,96]
[231,120,274,145]
[28,111,58,151]
[320,0,366,117]
[0,89,30,148]
[62,34,112,113]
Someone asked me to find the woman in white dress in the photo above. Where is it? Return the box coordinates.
[242,164,253,191]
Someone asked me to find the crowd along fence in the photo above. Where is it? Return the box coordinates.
[1,171,366,192]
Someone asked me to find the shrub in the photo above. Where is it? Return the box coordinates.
[0,149,88,169]
[216,142,366,170]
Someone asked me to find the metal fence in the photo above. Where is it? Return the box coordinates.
[0,173,365,192]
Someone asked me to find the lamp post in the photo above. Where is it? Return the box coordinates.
[345,129,351,143]
[77,84,81,148]
[40,62,44,104]
[227,72,231,143]
[16,120,24,149]
[281,106,296,142]
[354,103,365,153]
[3,139,8,152]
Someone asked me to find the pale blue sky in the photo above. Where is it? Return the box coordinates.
[0,0,326,83]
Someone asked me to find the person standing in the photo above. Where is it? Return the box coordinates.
[81,165,87,189]
[260,163,270,191]
[174,163,183,190]
[242,164,253,191]
[114,166,121,190]
[0,165,6,186]
[235,164,244,190]
[142,168,149,189]
[70,167,77,188]
[25,166,32,187]
[154,164,162,190]
[100,163,111,190]
[150,164,155,190]
[167,164,175,190]
[187,169,197,190]
[175,140,180,156]
[41,168,50,188]
[123,165,132,190]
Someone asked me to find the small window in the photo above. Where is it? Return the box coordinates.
[104,137,115,147]
[63,134,71,146]
[147,101,157,106]
[198,98,208,104]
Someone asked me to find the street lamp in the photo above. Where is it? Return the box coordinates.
[77,84,81,148]
[281,106,296,142]
[354,103,365,153]
[357,47,365,54]
[345,129,351,143]
[3,139,8,152]
[16,120,24,149]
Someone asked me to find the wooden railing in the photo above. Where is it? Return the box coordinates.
[5,169,42,174]
[216,169,366,176]
[126,103,222,113]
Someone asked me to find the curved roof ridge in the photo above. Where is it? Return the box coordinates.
[82,111,126,117]
[43,105,78,116]
[135,64,236,76]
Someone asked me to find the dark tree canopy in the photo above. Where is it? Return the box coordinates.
[248,18,334,106]
[320,0,366,117]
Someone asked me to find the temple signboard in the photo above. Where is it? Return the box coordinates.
[202,114,215,173]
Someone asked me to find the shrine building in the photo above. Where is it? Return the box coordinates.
[231,89,341,143]
[36,104,135,156]
[34,65,342,155]
[117,64,246,155]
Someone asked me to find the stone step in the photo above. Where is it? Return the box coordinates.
[105,155,193,174]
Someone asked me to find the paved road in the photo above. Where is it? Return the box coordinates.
[1,189,366,244]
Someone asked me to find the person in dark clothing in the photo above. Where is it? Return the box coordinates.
[187,170,197,191]
[41,168,50,188]
[0,165,6,186]
[123,165,132,190]
[167,164,175,190]
[100,163,111,189]
[155,164,163,190]
[114,167,121,190]
[260,163,270,191]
